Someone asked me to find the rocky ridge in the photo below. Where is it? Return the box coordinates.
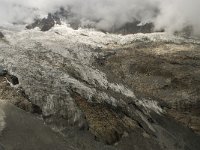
[26,13,61,31]
[26,8,155,34]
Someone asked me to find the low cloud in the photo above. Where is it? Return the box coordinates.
[0,0,199,35]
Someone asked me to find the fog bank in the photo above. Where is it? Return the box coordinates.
[0,0,199,35]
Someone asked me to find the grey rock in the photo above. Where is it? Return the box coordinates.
[106,21,155,34]
[26,13,61,31]
[7,75,19,85]
[0,66,7,76]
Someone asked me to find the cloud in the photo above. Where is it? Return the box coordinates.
[0,0,199,35]
[153,0,200,35]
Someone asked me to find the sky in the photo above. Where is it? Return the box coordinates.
[0,0,199,35]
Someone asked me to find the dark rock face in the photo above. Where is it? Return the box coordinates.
[26,13,61,31]
[0,66,7,76]
[107,22,154,35]
[0,66,19,85]
[0,73,32,112]
[6,75,19,85]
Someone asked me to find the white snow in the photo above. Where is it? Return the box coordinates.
[1,24,196,115]
[138,99,163,114]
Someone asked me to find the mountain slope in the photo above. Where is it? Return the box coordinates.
[0,26,200,149]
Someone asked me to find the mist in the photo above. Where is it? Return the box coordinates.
[0,0,199,35]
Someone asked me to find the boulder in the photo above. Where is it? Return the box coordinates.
[8,75,19,85]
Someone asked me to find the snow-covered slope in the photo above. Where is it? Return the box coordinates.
[0,25,200,150]
[0,25,167,115]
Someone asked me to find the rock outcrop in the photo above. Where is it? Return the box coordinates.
[0,26,200,149]
[0,66,7,76]
[108,22,154,35]
[26,13,61,31]
[26,8,155,34]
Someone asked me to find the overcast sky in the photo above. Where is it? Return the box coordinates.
[0,0,199,35]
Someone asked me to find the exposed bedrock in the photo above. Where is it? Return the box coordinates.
[26,13,61,31]
[95,41,200,134]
